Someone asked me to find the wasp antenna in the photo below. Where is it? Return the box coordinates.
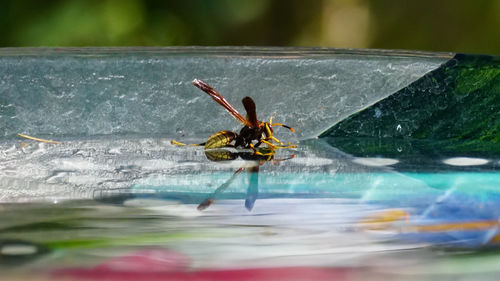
[283,125,295,133]
[271,123,295,133]
[268,112,277,124]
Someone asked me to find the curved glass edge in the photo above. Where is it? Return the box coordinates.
[0,46,455,59]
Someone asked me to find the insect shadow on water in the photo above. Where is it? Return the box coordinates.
[172,79,297,210]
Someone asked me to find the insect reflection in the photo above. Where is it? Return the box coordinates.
[198,148,294,211]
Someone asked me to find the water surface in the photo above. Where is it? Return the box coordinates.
[2,135,500,280]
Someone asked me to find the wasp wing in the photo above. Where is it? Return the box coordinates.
[193,79,251,127]
[242,96,259,128]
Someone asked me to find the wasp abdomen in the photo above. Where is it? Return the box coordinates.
[204,131,238,149]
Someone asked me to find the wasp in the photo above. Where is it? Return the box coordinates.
[171,79,296,154]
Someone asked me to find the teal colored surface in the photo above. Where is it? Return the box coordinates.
[131,171,500,209]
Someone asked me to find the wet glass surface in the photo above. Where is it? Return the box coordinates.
[2,135,500,281]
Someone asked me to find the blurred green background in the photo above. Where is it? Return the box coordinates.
[1,0,499,54]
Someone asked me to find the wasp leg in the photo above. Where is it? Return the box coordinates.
[198,167,245,210]
[270,136,284,145]
[171,140,205,146]
[260,139,277,149]
[253,141,262,148]
[279,143,298,149]
[249,143,259,153]
[254,150,274,156]
[261,139,297,150]
[250,142,276,156]
[261,139,296,150]
[252,139,293,155]
[263,122,293,146]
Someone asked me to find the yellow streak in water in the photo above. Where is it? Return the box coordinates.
[17,133,60,144]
